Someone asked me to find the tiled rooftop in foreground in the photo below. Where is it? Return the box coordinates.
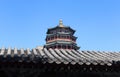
[0,47,120,66]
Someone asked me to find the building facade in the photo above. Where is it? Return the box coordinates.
[0,20,120,77]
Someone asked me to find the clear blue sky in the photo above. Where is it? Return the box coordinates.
[0,0,120,51]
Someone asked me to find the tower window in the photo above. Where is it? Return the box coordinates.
[58,35,60,38]
[48,38,50,40]
[62,45,66,49]
[58,45,61,49]
[68,46,70,49]
[55,36,57,39]
[67,36,69,39]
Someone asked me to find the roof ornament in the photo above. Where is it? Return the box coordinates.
[59,19,64,27]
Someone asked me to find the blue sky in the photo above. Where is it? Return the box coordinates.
[0,0,120,51]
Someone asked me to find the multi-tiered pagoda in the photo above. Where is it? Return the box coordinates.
[44,20,80,50]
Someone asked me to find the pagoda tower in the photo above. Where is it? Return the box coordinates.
[44,20,80,50]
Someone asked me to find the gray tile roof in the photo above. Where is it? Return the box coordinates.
[0,47,120,66]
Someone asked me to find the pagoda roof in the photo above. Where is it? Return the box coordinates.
[46,41,76,46]
[47,20,75,34]
[46,33,77,39]
[47,32,73,35]
[47,26,75,34]
[0,47,120,66]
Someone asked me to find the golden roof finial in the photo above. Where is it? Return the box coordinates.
[59,19,64,27]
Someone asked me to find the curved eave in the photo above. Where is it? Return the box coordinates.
[46,33,77,38]
[0,47,120,66]
[46,41,77,46]
[47,26,75,34]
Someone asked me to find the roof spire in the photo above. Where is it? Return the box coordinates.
[59,19,64,27]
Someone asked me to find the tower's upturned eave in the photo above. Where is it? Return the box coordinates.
[47,26,75,34]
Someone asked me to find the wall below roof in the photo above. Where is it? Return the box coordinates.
[0,63,120,77]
